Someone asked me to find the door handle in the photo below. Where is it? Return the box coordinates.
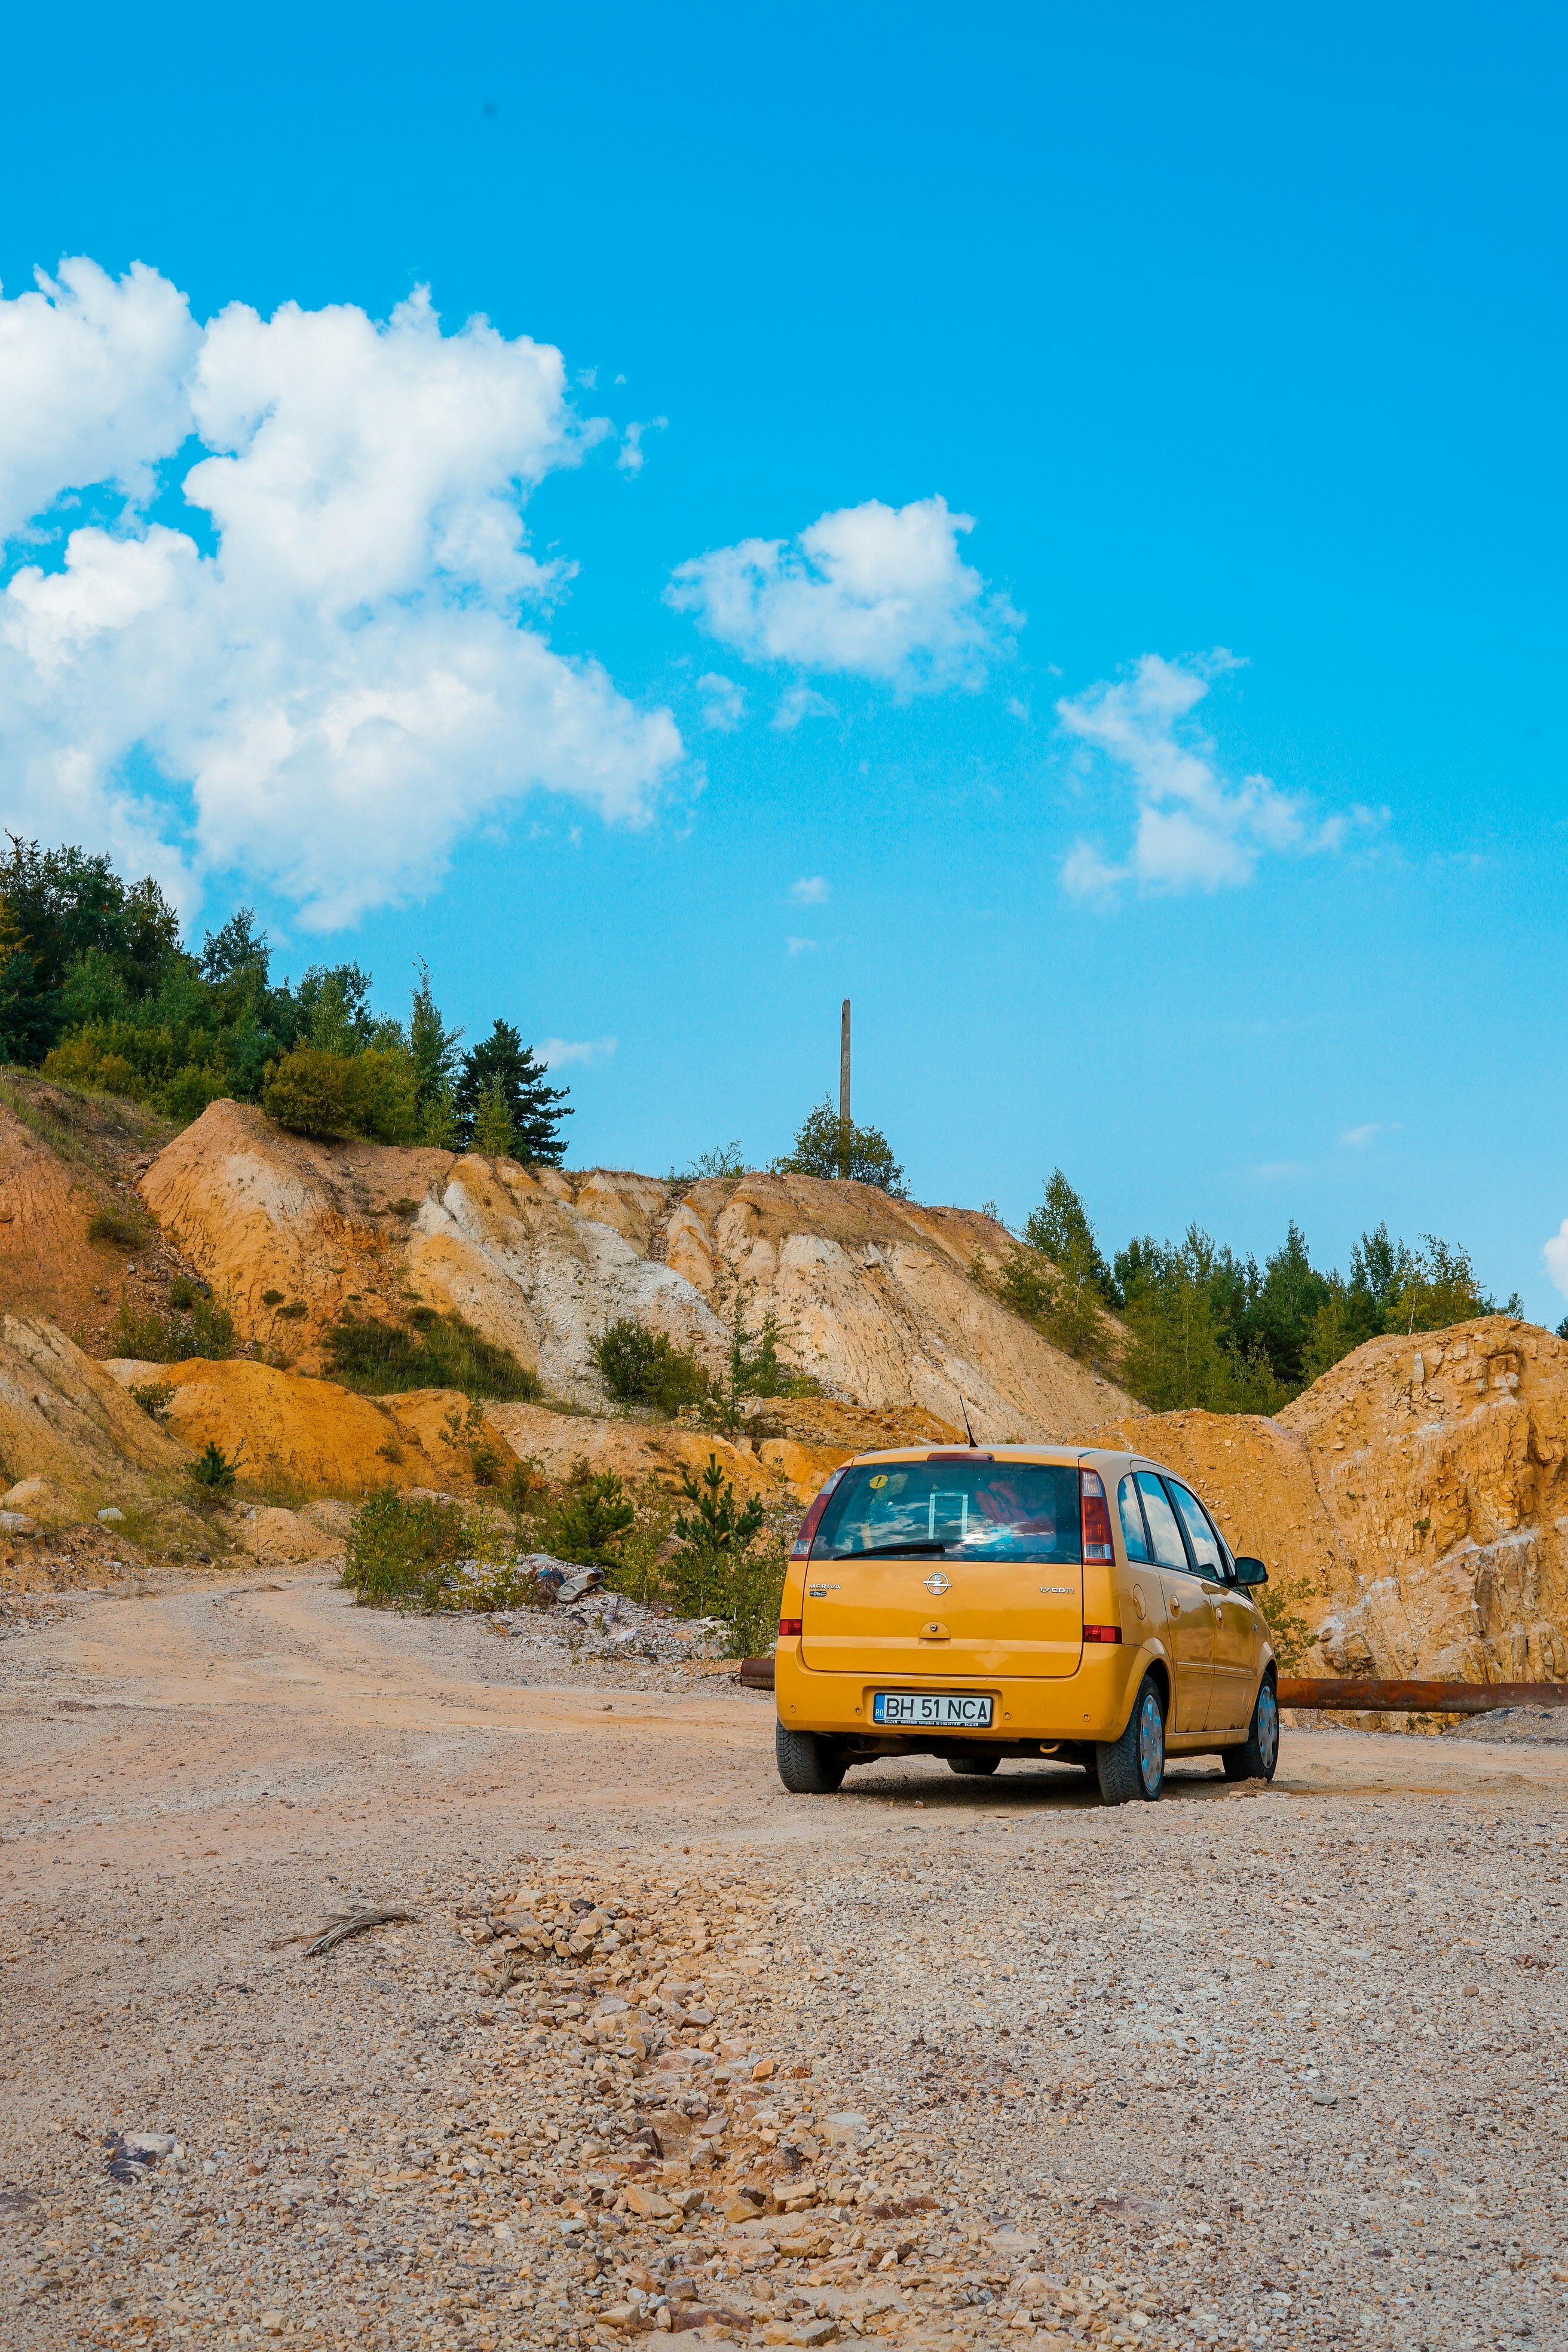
[1169,1597,1181,1615]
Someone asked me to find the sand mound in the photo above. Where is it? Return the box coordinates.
[99,1357,455,1497]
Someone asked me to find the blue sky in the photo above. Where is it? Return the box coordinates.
[2,2,1566,1314]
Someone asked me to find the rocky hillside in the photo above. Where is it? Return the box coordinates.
[1091,1313,1568,1685]
[140,1100,1137,1439]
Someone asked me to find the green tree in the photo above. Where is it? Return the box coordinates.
[1023,1169,1119,1304]
[1255,1220,1331,1389]
[455,1019,572,1163]
[772,1097,905,1193]
[409,960,463,1119]
[470,1074,517,1158]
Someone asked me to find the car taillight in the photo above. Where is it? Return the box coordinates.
[779,1618,803,1638]
[790,1467,847,1560]
[1083,1624,1122,1643]
[1081,1466,1114,1564]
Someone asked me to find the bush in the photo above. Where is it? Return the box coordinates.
[112,1289,237,1363]
[43,1019,230,1123]
[128,1379,173,1419]
[340,1489,525,1612]
[188,1439,239,1494]
[323,1305,541,1401]
[550,1467,637,1566]
[591,1318,710,1415]
[1258,1572,1318,1675]
[261,1043,419,1143]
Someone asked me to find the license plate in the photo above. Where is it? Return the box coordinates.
[872,1691,995,1728]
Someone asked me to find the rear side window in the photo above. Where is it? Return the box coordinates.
[1135,1472,1189,1571]
[811,1460,1083,1564]
[1168,1480,1225,1576]
[1117,1475,1152,1563]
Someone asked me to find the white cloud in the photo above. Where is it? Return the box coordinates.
[0,257,200,540]
[771,682,837,731]
[1057,652,1365,902]
[696,672,746,731]
[1544,1220,1568,1299]
[786,936,817,954]
[1340,1121,1400,1147]
[535,1035,617,1068]
[617,415,666,476]
[0,262,684,926]
[789,875,829,904]
[666,494,1018,693]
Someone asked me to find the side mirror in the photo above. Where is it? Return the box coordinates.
[1234,1555,1269,1587]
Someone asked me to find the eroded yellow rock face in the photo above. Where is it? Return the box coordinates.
[99,1356,453,1496]
[0,1315,190,1525]
[1094,1315,1568,1683]
[139,1103,1138,1439]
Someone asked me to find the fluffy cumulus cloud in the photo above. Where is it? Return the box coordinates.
[535,1036,617,1068]
[1057,653,1368,901]
[0,261,684,924]
[666,494,1016,694]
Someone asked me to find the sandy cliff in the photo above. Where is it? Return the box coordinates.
[1091,1314,1568,1683]
[140,1101,1138,1440]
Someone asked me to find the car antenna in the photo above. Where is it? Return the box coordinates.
[958,1389,979,1448]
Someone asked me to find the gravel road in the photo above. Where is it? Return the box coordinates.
[1,1569,1565,2352]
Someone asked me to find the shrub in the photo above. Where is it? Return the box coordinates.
[1257,1573,1318,1675]
[323,1305,540,1401]
[43,1019,230,1123]
[591,1318,709,1415]
[112,1289,237,1363]
[128,1379,173,1419]
[188,1439,239,1494]
[550,1463,638,1566]
[261,1043,419,1143]
[340,1489,521,1611]
[665,1453,767,1621]
[470,1074,516,1159]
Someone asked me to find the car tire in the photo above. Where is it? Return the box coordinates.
[1095,1674,1165,1806]
[774,1721,847,1793]
[948,1754,1001,1777]
[1221,1674,1279,1783]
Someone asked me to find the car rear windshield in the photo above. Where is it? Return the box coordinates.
[810,1460,1083,1564]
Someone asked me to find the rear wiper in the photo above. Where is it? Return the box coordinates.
[847,1539,950,1557]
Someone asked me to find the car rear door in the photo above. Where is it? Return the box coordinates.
[1135,1471,1214,1732]
[1167,1482,1261,1729]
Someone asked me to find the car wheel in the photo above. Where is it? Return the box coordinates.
[774,1720,847,1793]
[948,1754,1001,1777]
[1222,1674,1279,1783]
[1095,1675,1166,1806]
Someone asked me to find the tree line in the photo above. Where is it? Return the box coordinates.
[0,838,571,1160]
[990,1168,1524,1408]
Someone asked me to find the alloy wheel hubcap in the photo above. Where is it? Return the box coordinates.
[1258,1683,1279,1768]
[1137,1691,1164,1794]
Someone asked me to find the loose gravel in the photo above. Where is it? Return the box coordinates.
[1,1572,1565,2352]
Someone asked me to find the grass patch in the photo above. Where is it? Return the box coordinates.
[87,1205,149,1250]
[323,1304,540,1401]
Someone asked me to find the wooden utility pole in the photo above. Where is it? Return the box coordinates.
[839,999,851,1178]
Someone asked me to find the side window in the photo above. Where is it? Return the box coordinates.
[1117,1475,1152,1563]
[1168,1480,1224,1576]
[1135,1472,1189,1572]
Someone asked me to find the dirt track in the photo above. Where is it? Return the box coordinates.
[3,1574,1567,2351]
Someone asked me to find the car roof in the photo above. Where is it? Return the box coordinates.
[843,1443,1167,1472]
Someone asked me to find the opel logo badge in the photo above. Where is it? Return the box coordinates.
[923,1570,951,1596]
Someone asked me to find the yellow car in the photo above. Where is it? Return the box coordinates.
[773,1444,1278,1804]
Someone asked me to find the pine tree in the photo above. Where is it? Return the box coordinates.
[454,1019,572,1163]
[409,961,463,1121]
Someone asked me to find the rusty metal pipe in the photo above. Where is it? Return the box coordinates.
[1278,1677,1568,1713]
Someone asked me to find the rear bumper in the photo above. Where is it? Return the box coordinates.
[774,1639,1157,1745]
